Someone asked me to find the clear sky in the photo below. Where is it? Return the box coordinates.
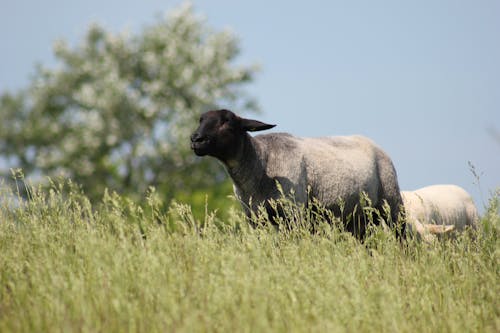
[1,0,499,212]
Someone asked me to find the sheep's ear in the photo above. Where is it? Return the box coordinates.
[240,118,276,132]
[425,224,455,234]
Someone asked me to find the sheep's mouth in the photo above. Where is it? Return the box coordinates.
[191,139,212,156]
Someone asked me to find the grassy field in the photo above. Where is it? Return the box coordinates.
[0,180,498,332]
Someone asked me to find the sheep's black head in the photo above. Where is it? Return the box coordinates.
[190,109,275,161]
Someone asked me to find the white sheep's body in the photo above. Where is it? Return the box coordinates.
[402,184,479,240]
[229,133,403,232]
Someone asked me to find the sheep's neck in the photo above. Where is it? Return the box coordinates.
[225,134,270,196]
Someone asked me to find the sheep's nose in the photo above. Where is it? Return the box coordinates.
[190,132,204,143]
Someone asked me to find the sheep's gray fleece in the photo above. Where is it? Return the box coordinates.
[402,184,479,240]
[233,134,402,219]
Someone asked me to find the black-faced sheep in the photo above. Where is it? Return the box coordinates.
[191,109,405,238]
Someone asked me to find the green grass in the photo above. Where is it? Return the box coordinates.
[0,180,498,332]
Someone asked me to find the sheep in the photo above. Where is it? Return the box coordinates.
[402,184,479,241]
[190,109,405,238]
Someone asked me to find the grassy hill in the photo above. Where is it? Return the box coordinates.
[1,180,498,332]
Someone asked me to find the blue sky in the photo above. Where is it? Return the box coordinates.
[1,0,499,211]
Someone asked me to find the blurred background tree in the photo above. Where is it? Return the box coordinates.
[0,3,258,213]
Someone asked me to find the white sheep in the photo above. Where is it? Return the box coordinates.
[402,184,479,241]
[190,109,405,238]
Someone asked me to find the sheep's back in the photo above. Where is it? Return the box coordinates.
[253,133,381,205]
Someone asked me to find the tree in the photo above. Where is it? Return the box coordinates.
[0,3,258,204]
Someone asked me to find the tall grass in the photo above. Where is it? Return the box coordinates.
[0,178,498,332]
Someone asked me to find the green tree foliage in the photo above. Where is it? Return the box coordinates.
[0,3,258,204]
